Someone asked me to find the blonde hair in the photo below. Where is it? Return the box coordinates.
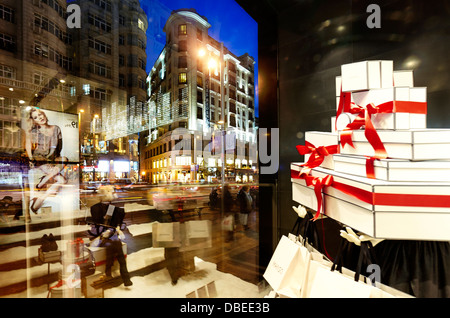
[27,107,48,132]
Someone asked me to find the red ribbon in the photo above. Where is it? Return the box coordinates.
[292,168,450,208]
[339,102,388,160]
[336,86,427,178]
[296,170,334,221]
[296,141,339,172]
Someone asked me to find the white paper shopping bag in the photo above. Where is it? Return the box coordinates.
[157,222,174,241]
[152,222,181,247]
[186,220,210,239]
[263,235,310,298]
[305,260,374,298]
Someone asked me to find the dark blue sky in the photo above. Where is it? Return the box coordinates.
[140,0,259,114]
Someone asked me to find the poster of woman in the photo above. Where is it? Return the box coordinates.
[21,107,80,216]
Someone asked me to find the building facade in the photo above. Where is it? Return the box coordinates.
[0,0,78,187]
[72,0,148,182]
[0,0,149,184]
[142,9,257,184]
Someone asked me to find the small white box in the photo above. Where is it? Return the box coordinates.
[341,60,393,92]
[304,131,339,170]
[393,70,414,87]
[351,87,427,130]
[291,163,450,241]
[333,154,450,182]
[339,129,450,160]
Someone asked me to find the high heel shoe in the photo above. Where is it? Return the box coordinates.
[36,175,46,190]
[30,197,39,214]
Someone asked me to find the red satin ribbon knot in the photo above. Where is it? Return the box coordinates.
[296,141,339,171]
[297,170,334,221]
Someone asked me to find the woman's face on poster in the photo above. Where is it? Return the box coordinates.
[31,110,48,126]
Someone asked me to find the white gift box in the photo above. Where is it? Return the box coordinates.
[291,163,450,241]
[341,60,393,92]
[339,129,450,160]
[393,70,414,87]
[304,131,339,170]
[355,87,427,130]
[335,87,427,130]
[333,154,450,182]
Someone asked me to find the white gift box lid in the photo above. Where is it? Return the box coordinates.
[347,129,450,144]
[341,60,394,92]
[333,153,450,169]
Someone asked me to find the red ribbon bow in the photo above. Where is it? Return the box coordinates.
[339,102,388,160]
[298,170,334,221]
[296,141,339,174]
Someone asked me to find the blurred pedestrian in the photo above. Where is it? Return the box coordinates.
[237,185,252,230]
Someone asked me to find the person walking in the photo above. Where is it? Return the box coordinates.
[237,186,252,230]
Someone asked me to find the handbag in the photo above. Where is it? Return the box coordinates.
[77,247,96,278]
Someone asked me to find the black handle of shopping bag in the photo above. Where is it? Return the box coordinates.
[355,240,378,282]
[331,235,349,274]
[291,211,321,249]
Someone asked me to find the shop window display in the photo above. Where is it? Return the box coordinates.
[0,0,448,304]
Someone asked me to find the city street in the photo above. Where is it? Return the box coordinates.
[0,184,263,297]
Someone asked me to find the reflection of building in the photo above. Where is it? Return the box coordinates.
[0,0,77,172]
[71,0,148,182]
[0,0,149,183]
[141,9,257,184]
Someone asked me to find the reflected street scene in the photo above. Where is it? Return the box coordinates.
[0,0,266,298]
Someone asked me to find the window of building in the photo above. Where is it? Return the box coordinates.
[178,72,187,84]
[119,35,124,45]
[196,27,203,40]
[138,18,145,31]
[88,13,111,32]
[90,87,110,101]
[197,90,203,104]
[88,36,112,55]
[178,40,187,52]
[0,33,14,52]
[138,38,146,50]
[89,61,111,78]
[229,114,236,127]
[119,15,125,26]
[83,84,90,95]
[178,24,187,35]
[197,75,203,87]
[138,58,146,70]
[229,101,236,113]
[0,5,14,23]
[92,0,112,11]
[197,107,203,119]
[0,64,14,79]
[119,55,124,66]
[178,56,187,68]
[119,74,125,87]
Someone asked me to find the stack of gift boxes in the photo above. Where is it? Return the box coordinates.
[291,60,450,241]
